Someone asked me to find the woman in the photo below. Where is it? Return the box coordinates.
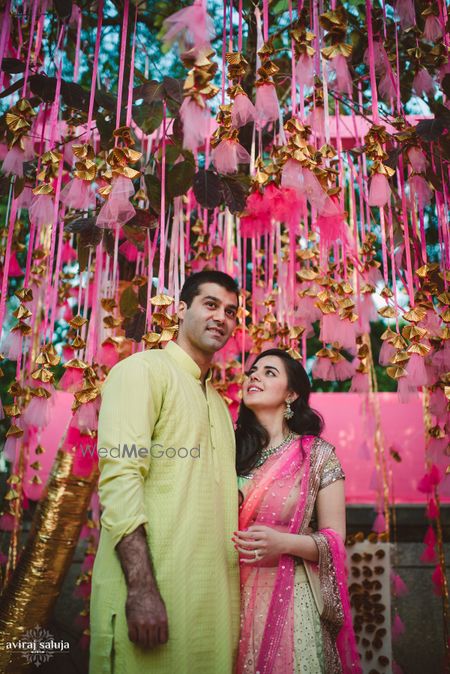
[233,349,361,674]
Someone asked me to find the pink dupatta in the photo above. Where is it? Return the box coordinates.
[237,435,361,674]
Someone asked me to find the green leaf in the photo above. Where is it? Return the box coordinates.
[193,169,223,209]
[132,101,164,134]
[167,160,195,199]
[221,176,247,214]
[120,286,140,318]
[144,173,162,213]
[123,310,146,342]
[133,80,164,104]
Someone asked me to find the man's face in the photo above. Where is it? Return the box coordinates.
[177,282,238,355]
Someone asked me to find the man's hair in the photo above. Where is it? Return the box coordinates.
[180,270,239,308]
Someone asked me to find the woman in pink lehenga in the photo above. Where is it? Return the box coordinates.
[233,349,361,674]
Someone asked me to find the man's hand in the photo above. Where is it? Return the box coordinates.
[116,525,169,649]
[126,586,169,649]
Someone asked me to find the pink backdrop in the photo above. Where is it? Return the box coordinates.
[23,391,448,504]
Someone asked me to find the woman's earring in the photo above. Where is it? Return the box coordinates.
[284,399,294,420]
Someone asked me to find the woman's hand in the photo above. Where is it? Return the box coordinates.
[232,525,286,564]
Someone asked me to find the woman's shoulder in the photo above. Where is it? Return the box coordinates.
[307,436,345,489]
[306,434,336,457]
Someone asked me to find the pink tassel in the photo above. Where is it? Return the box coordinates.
[395,0,416,29]
[29,193,55,226]
[4,435,19,462]
[316,203,351,249]
[281,158,303,193]
[2,329,25,361]
[240,190,272,237]
[327,54,352,94]
[17,185,33,209]
[75,399,100,432]
[211,139,251,174]
[97,176,136,229]
[378,69,397,101]
[119,240,138,261]
[22,383,54,429]
[391,571,408,597]
[97,340,119,368]
[231,93,257,127]
[179,97,212,152]
[59,363,86,393]
[429,388,447,417]
[407,146,428,172]
[427,498,439,519]
[379,340,396,365]
[405,352,429,386]
[162,1,213,54]
[413,69,435,97]
[312,357,334,381]
[295,53,315,88]
[363,41,387,72]
[420,544,437,563]
[308,106,325,137]
[60,179,95,210]
[302,168,331,213]
[372,510,386,533]
[2,147,25,177]
[430,342,450,375]
[392,613,406,640]
[8,252,24,277]
[432,565,444,595]
[368,173,391,207]
[423,15,443,41]
[409,174,433,208]
[350,371,370,392]
[424,524,436,547]
[333,357,356,381]
[397,376,418,403]
[320,313,357,352]
[417,464,441,493]
[255,83,280,124]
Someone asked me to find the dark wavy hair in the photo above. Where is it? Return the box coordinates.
[236,348,324,475]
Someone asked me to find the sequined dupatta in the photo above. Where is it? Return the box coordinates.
[237,435,361,674]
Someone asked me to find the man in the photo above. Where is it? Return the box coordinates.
[90,270,241,674]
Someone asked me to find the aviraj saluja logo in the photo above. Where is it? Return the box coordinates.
[5,625,70,667]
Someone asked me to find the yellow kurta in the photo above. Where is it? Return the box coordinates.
[90,341,240,674]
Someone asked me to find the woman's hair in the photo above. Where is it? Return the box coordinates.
[235,348,324,475]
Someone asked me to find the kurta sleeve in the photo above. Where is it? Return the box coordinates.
[319,450,345,490]
[97,355,163,548]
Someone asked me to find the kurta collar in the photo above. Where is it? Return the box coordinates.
[165,341,212,383]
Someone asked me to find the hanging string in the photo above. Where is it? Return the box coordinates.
[157,102,167,292]
[115,0,130,133]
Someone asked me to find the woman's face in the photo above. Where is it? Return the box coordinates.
[242,355,296,412]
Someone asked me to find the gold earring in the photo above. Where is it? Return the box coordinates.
[284,399,294,420]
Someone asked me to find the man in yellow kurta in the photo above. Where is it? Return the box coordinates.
[90,271,240,674]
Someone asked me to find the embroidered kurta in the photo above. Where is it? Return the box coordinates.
[90,341,240,674]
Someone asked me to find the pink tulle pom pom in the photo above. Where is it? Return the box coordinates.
[302,168,331,213]
[59,363,86,392]
[239,190,272,237]
[97,340,120,368]
[372,510,386,533]
[327,54,352,94]
[429,388,447,417]
[397,376,418,403]
[29,193,55,226]
[2,329,25,360]
[2,147,25,177]
[281,158,303,193]
[60,178,95,210]
[413,69,435,97]
[405,352,429,386]
[295,53,315,88]
[75,399,100,432]
[350,371,370,393]
[119,239,138,261]
[378,69,397,101]
[379,340,396,366]
[180,97,212,152]
[332,357,356,381]
[22,384,55,429]
[395,0,416,29]
[312,357,334,381]
[424,524,436,547]
[255,83,280,124]
[407,146,428,173]
[409,174,433,208]
[316,201,351,249]
[17,185,33,209]
[368,173,391,207]
[163,1,214,54]
[320,313,357,352]
[363,41,387,72]
[97,176,136,229]
[423,15,443,41]
[308,105,325,137]
[4,433,20,462]
[231,93,257,127]
[8,252,24,277]
[391,571,408,597]
[392,613,406,640]
[211,139,250,174]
